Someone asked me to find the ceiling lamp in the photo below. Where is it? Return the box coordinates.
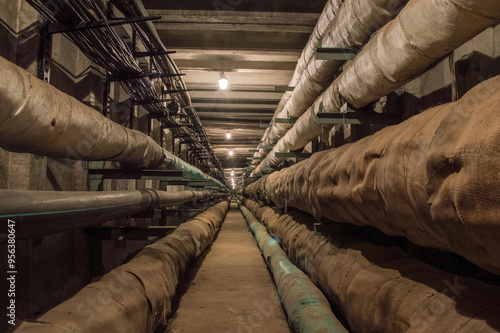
[229,150,234,156]
[218,71,228,90]
[231,169,234,176]
[226,130,231,139]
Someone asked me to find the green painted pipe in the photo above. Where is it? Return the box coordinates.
[165,153,226,189]
[238,203,349,333]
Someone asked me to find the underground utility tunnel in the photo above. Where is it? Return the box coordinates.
[1,0,500,332]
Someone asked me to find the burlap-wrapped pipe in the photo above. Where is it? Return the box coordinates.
[242,198,500,333]
[0,56,164,169]
[289,0,343,88]
[340,0,500,107]
[14,200,230,333]
[253,0,500,173]
[238,203,349,333]
[251,0,342,163]
[245,75,500,275]
[0,56,226,189]
[266,0,408,145]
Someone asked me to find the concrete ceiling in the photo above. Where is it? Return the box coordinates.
[143,0,323,178]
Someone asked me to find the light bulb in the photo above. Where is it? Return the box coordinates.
[229,150,234,156]
[226,131,231,139]
[218,72,228,90]
[231,169,234,176]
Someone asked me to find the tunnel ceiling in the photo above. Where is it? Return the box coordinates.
[142,0,322,178]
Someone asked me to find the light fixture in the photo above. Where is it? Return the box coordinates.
[218,71,228,90]
[231,169,234,176]
[226,130,231,139]
[229,150,234,156]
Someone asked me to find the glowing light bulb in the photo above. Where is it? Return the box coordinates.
[231,169,234,176]
[226,131,231,139]
[218,72,228,90]
[229,150,234,156]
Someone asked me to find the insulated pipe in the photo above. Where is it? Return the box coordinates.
[14,200,230,333]
[289,0,343,88]
[238,203,348,333]
[245,75,500,274]
[165,153,226,189]
[251,0,343,163]
[0,56,225,189]
[253,0,408,169]
[266,0,408,145]
[0,189,214,240]
[253,0,500,173]
[242,198,500,333]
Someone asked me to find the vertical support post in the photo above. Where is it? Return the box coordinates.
[37,22,52,83]
[102,75,111,117]
[129,101,135,129]
[131,28,137,55]
[88,229,103,280]
[106,1,114,19]
[147,113,152,137]
[160,125,164,148]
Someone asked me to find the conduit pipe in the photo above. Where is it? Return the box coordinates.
[242,198,500,333]
[238,203,348,333]
[0,56,225,189]
[253,0,408,169]
[0,189,214,240]
[14,200,230,333]
[245,75,500,274]
[254,0,500,173]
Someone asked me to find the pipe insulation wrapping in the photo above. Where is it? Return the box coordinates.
[255,0,406,164]
[265,0,408,145]
[0,56,226,189]
[245,75,500,275]
[0,189,214,240]
[238,203,349,333]
[289,0,343,88]
[252,0,343,163]
[254,0,500,173]
[14,200,230,333]
[340,0,500,107]
[0,55,164,168]
[242,198,500,333]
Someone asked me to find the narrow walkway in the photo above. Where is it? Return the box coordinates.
[168,202,290,333]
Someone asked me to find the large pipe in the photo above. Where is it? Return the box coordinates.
[253,0,408,171]
[242,198,500,333]
[14,200,230,332]
[0,189,214,240]
[265,0,408,144]
[250,0,343,164]
[254,0,500,173]
[238,202,349,333]
[0,56,226,189]
[245,75,500,275]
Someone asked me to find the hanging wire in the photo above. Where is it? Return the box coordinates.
[27,0,225,181]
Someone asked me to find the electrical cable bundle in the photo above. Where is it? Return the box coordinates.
[27,0,225,182]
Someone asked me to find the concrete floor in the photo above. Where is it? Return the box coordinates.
[167,202,290,333]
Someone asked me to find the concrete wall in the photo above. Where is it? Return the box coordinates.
[0,1,172,330]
